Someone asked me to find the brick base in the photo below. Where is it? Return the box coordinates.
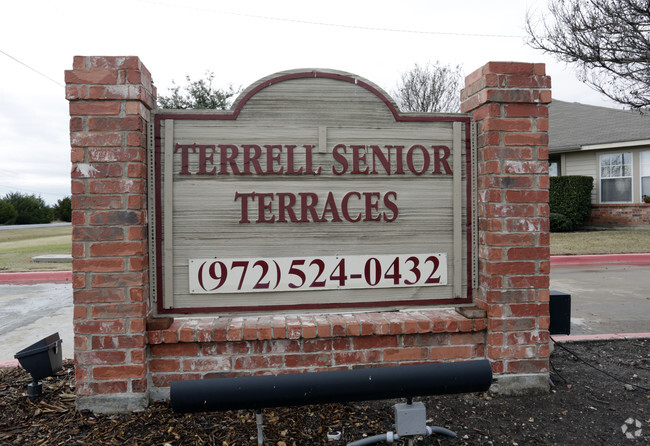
[146,309,486,399]
[586,204,650,227]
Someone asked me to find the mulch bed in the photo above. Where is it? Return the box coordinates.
[1,339,648,445]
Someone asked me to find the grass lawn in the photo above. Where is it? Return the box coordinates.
[0,225,649,273]
[550,229,650,255]
[0,225,71,272]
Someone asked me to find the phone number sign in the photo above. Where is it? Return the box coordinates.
[189,253,447,294]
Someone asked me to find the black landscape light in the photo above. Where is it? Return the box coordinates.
[14,332,63,400]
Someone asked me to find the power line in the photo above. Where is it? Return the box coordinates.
[136,0,524,39]
[0,49,65,88]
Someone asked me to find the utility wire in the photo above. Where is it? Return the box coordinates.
[0,49,64,88]
[136,0,525,39]
[551,336,649,391]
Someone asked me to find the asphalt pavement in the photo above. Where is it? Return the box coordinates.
[0,254,648,364]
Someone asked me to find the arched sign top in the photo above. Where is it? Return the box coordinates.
[156,69,468,124]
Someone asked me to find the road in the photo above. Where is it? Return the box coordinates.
[550,262,650,336]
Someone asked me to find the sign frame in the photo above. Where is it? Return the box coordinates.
[148,70,476,315]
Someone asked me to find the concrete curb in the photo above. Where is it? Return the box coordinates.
[0,271,71,285]
[552,332,650,343]
[551,253,650,266]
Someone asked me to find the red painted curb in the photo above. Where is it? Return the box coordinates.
[0,271,72,284]
[550,253,650,266]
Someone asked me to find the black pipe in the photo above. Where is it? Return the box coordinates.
[171,359,492,412]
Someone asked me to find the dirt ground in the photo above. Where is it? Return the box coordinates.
[0,339,648,445]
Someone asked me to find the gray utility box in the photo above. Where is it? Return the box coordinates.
[394,402,428,437]
[549,290,571,335]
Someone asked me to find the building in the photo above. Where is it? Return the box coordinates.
[549,100,650,227]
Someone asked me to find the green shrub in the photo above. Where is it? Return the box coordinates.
[0,200,18,224]
[549,212,574,232]
[53,196,72,222]
[2,192,54,225]
[549,176,593,231]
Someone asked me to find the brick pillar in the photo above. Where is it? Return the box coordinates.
[66,56,156,412]
[461,62,551,394]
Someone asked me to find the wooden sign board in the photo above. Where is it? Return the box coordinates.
[150,70,475,315]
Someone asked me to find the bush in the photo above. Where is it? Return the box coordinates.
[53,196,72,222]
[549,212,574,232]
[549,176,593,231]
[0,200,18,224]
[2,192,54,225]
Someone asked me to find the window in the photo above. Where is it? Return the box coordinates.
[600,153,632,203]
[642,151,650,200]
[549,159,560,177]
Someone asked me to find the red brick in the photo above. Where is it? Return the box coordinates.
[88,116,143,131]
[89,56,141,70]
[73,226,124,241]
[74,289,125,304]
[505,331,549,346]
[74,258,124,272]
[149,343,200,357]
[90,272,146,288]
[89,210,143,226]
[504,133,548,147]
[483,175,533,189]
[352,336,398,350]
[484,62,534,76]
[88,147,145,162]
[91,303,146,319]
[75,320,125,334]
[333,350,381,365]
[488,318,536,332]
[234,355,283,370]
[89,241,146,257]
[127,226,147,241]
[402,333,447,347]
[250,339,301,354]
[508,303,548,317]
[151,373,201,388]
[505,190,548,203]
[482,118,532,132]
[504,104,548,118]
[77,381,128,396]
[92,335,144,349]
[303,338,350,353]
[89,179,145,194]
[482,146,533,161]
[506,359,549,374]
[183,357,232,372]
[485,261,536,275]
[429,345,475,360]
[71,132,122,147]
[507,247,549,260]
[285,353,331,368]
[70,101,121,116]
[383,347,428,362]
[484,204,535,217]
[93,364,146,379]
[76,350,126,365]
[506,75,551,89]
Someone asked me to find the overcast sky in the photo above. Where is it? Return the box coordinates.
[1,0,621,205]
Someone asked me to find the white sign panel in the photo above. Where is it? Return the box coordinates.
[189,253,447,294]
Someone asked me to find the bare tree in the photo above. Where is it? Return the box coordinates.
[526,0,650,109]
[393,62,463,113]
